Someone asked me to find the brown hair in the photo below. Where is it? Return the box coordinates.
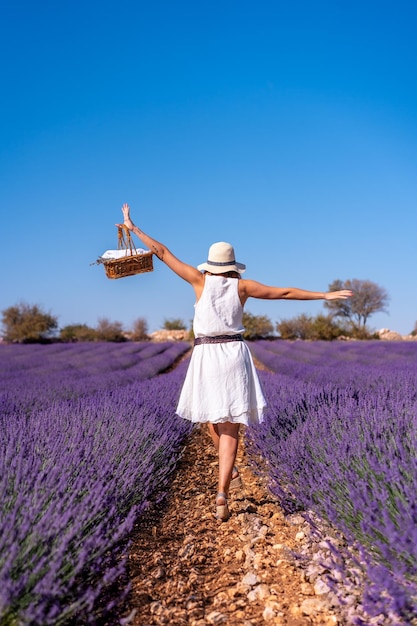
[207,271,241,279]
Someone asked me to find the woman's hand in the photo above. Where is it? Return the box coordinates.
[324,290,353,301]
[120,203,135,230]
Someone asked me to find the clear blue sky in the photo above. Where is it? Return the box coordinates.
[1,0,416,335]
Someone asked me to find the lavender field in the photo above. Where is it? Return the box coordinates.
[248,340,417,622]
[2,339,417,624]
[0,341,192,625]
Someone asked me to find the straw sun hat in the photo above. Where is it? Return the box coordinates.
[197,242,246,274]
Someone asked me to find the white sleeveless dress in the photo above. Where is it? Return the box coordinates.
[176,275,267,425]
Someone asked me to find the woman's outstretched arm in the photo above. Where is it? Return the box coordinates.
[239,279,352,305]
[118,203,203,290]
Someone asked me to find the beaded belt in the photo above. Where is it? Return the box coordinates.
[194,334,244,346]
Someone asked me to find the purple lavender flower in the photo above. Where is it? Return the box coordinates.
[246,340,417,621]
[0,343,192,624]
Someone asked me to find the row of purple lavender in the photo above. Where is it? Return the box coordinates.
[248,340,417,622]
[2,339,416,623]
[0,342,192,625]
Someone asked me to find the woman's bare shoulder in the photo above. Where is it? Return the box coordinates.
[239,278,261,292]
[239,278,286,301]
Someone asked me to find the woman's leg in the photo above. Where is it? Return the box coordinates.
[207,423,219,451]
[216,422,240,497]
[208,422,240,484]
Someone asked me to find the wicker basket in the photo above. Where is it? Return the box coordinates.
[103,225,153,279]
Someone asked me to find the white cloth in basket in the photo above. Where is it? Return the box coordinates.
[100,248,149,260]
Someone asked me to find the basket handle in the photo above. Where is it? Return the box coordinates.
[117,225,137,255]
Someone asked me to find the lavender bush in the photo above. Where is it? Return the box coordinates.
[0,341,189,409]
[247,340,417,622]
[0,343,192,625]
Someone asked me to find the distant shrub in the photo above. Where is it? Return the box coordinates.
[1,302,58,343]
[95,317,126,342]
[163,318,187,330]
[242,311,274,340]
[59,324,98,342]
[130,317,149,341]
[276,313,349,340]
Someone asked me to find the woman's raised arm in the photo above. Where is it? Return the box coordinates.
[118,203,203,290]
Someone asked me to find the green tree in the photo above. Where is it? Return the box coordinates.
[310,313,350,340]
[276,313,349,340]
[95,317,126,342]
[276,313,313,340]
[324,279,389,336]
[130,317,149,341]
[1,302,58,343]
[59,324,98,342]
[163,318,187,331]
[242,312,274,340]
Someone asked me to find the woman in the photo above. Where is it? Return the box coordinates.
[119,203,352,521]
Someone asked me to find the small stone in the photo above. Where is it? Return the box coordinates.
[253,553,266,567]
[265,597,281,607]
[188,608,205,620]
[262,606,277,621]
[314,579,331,595]
[251,535,267,546]
[300,582,314,595]
[235,549,244,562]
[226,586,240,599]
[300,597,328,615]
[206,610,228,624]
[150,601,164,615]
[263,599,281,621]
[305,563,326,582]
[247,583,270,602]
[242,571,259,586]
[327,591,342,608]
[178,542,194,559]
[331,570,343,583]
[153,566,165,579]
[235,582,251,595]
[295,531,305,541]
[233,611,247,620]
[289,604,302,617]
[212,591,228,606]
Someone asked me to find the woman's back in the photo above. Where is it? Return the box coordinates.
[193,275,244,338]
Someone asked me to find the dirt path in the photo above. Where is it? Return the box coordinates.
[119,424,342,626]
